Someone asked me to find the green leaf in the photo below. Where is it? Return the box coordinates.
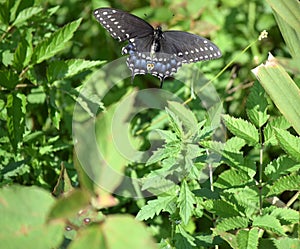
[6,93,26,151]
[0,70,19,89]
[252,215,285,235]
[141,168,179,195]
[12,6,43,26]
[154,129,178,144]
[165,107,184,138]
[266,0,300,59]
[264,156,300,180]
[47,59,105,82]
[224,137,246,151]
[263,116,291,146]
[207,200,241,218]
[103,215,158,249]
[272,238,300,249]
[266,0,300,30]
[252,54,300,135]
[214,169,251,188]
[146,146,172,165]
[0,186,64,249]
[246,81,269,128]
[0,1,10,25]
[68,215,158,249]
[48,190,91,220]
[27,86,46,104]
[32,18,82,64]
[237,228,259,249]
[267,174,300,196]
[269,207,299,225]
[136,195,176,221]
[175,224,196,248]
[222,115,259,145]
[215,216,249,232]
[177,180,196,225]
[224,187,259,217]
[167,101,198,138]
[273,128,300,162]
[13,31,33,70]
[68,224,106,249]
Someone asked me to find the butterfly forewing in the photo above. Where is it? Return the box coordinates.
[161,31,222,63]
[93,8,154,42]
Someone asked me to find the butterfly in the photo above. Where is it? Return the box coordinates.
[93,8,222,87]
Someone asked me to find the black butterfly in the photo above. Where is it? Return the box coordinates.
[93,8,222,87]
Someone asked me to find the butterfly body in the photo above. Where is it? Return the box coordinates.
[93,8,222,86]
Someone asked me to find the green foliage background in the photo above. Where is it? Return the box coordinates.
[0,0,299,249]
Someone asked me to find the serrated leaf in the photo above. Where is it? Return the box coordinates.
[224,187,259,217]
[175,225,196,247]
[215,216,249,232]
[224,137,246,151]
[273,128,300,162]
[12,6,43,26]
[221,150,244,168]
[252,215,285,235]
[214,169,251,188]
[209,200,240,218]
[246,81,269,128]
[272,238,300,249]
[136,195,176,221]
[146,147,171,165]
[167,101,198,138]
[222,115,259,145]
[264,116,291,146]
[177,180,196,225]
[264,156,300,180]
[32,18,82,64]
[153,129,178,143]
[165,107,184,138]
[237,228,259,249]
[141,168,179,195]
[267,174,300,196]
[269,207,299,225]
[47,59,105,82]
[6,93,26,151]
[212,230,238,249]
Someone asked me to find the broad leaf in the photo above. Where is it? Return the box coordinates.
[267,174,300,196]
[222,115,259,145]
[215,216,249,232]
[12,6,43,26]
[274,128,300,162]
[246,81,269,128]
[32,18,82,64]
[252,215,285,235]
